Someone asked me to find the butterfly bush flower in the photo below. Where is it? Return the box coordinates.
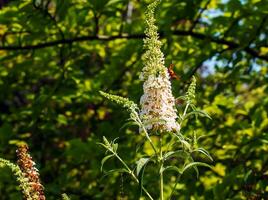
[17,145,46,200]
[0,158,33,200]
[139,1,180,133]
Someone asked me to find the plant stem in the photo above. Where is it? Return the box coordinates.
[159,137,164,200]
[167,103,189,199]
[135,113,158,155]
[169,173,182,200]
[114,153,154,200]
[183,103,190,117]
[179,103,190,127]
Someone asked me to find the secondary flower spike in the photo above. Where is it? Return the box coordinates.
[16,145,46,200]
[139,0,180,132]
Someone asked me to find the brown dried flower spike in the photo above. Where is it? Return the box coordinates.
[16,144,46,200]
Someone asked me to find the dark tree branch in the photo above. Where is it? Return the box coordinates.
[118,2,131,36]
[222,14,248,38]
[246,15,268,47]
[189,0,211,32]
[93,13,100,36]
[187,46,231,78]
[32,0,65,40]
[0,30,268,61]
[173,30,268,61]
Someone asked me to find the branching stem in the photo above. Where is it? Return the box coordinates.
[112,152,154,200]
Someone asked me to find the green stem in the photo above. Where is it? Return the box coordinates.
[183,103,190,117]
[179,103,190,127]
[169,173,182,200]
[114,153,154,200]
[168,103,189,199]
[159,137,164,200]
[135,113,158,155]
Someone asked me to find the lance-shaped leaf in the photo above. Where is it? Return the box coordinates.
[103,136,110,147]
[112,143,118,152]
[185,110,212,120]
[138,157,152,198]
[192,148,213,161]
[111,137,119,152]
[136,157,151,176]
[163,150,189,161]
[101,168,130,179]
[181,162,212,177]
[101,154,114,172]
[160,165,182,174]
[119,120,140,132]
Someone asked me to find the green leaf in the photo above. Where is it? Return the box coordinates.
[136,157,150,176]
[244,170,252,182]
[56,0,71,20]
[261,139,268,144]
[182,162,212,175]
[176,96,187,101]
[101,154,114,172]
[138,157,151,198]
[57,114,68,125]
[163,150,185,161]
[106,0,125,7]
[111,138,119,152]
[112,143,118,152]
[103,136,110,146]
[170,132,191,150]
[119,121,140,131]
[192,148,213,161]
[160,166,182,174]
[102,168,129,178]
[189,104,197,111]
[62,193,70,200]
[185,110,212,120]
[98,142,108,149]
[181,139,192,150]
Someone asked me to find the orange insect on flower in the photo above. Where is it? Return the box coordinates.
[168,64,180,80]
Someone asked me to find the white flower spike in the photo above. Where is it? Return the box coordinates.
[139,0,180,133]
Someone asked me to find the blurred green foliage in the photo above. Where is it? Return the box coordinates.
[0,0,267,199]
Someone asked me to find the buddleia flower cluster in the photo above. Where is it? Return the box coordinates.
[0,145,46,200]
[99,91,140,124]
[99,1,212,199]
[0,157,33,199]
[139,0,180,133]
[99,91,138,114]
[0,145,71,200]
[16,145,46,200]
[186,76,196,104]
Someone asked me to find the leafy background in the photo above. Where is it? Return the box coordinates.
[0,0,267,199]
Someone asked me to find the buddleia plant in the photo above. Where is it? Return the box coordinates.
[0,145,71,200]
[99,1,212,199]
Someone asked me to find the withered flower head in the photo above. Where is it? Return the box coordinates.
[16,144,46,200]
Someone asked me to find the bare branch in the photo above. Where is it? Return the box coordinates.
[0,30,267,61]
